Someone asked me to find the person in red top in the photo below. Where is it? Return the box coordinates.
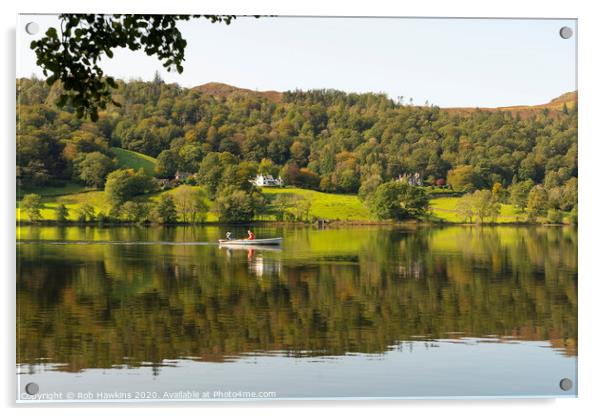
[247,229,255,240]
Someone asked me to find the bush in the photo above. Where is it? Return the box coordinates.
[526,185,548,218]
[153,194,178,223]
[77,203,96,222]
[297,168,321,190]
[546,209,564,224]
[76,151,115,188]
[173,185,208,223]
[55,204,69,223]
[105,168,155,208]
[369,181,428,221]
[569,206,578,225]
[358,174,382,202]
[447,165,476,192]
[215,186,258,223]
[96,211,108,225]
[21,193,43,222]
[120,201,150,224]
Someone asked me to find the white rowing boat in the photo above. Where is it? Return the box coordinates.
[218,237,283,246]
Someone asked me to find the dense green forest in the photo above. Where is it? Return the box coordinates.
[16,76,577,223]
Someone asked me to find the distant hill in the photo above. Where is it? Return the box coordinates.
[192,82,576,117]
[443,91,577,117]
[193,82,283,103]
[111,147,157,175]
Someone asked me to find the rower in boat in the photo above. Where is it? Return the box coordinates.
[218,235,283,246]
[247,229,255,240]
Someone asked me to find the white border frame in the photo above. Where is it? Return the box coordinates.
[3,1,600,415]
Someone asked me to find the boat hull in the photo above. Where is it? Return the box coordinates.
[218,238,283,246]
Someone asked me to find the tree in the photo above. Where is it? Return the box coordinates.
[105,168,154,209]
[214,186,257,223]
[225,161,258,191]
[105,169,133,208]
[549,177,577,212]
[297,168,321,190]
[55,204,69,223]
[31,14,237,120]
[120,201,149,223]
[472,190,500,223]
[510,180,534,211]
[290,141,308,166]
[173,185,208,223]
[569,205,578,225]
[369,181,428,221]
[358,174,382,202]
[291,195,312,221]
[258,158,279,177]
[77,151,115,188]
[319,175,336,193]
[491,182,506,203]
[455,190,500,223]
[272,194,293,221]
[154,194,178,223]
[334,168,360,193]
[155,150,178,178]
[447,165,475,192]
[547,209,564,224]
[20,160,51,186]
[21,194,43,222]
[198,152,237,198]
[178,144,205,172]
[456,193,475,223]
[526,185,548,221]
[77,203,96,222]
[280,161,300,186]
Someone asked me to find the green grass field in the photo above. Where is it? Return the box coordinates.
[18,180,88,198]
[429,197,527,223]
[111,147,157,175]
[18,183,559,225]
[17,190,108,222]
[17,185,220,222]
[17,186,372,223]
[261,187,372,221]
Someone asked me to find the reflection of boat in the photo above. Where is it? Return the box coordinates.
[218,238,283,246]
[248,255,282,277]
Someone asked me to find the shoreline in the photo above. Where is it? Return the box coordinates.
[15,219,575,228]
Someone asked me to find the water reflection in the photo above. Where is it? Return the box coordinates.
[17,225,577,374]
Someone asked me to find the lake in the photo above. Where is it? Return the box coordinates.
[16,225,577,401]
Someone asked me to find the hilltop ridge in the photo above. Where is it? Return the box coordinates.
[193,82,283,103]
[444,91,577,117]
[192,82,576,116]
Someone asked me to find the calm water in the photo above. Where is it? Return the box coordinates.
[16,225,577,401]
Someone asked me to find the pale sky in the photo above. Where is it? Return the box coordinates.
[17,15,576,108]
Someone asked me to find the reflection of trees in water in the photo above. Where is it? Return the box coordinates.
[17,226,577,372]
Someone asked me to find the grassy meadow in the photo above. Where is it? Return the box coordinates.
[17,183,564,225]
[429,197,528,223]
[111,147,157,175]
[261,187,372,221]
[16,186,221,223]
[16,185,370,223]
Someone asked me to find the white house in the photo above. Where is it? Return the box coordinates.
[398,172,423,186]
[175,171,194,181]
[252,174,283,187]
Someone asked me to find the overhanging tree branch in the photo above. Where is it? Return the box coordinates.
[31,14,238,121]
